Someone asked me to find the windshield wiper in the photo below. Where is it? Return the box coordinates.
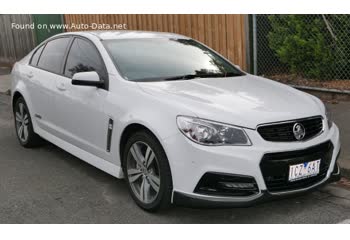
[164,74,199,80]
[225,72,243,77]
[164,72,243,81]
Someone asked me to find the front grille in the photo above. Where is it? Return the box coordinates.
[257,116,323,142]
[260,141,333,193]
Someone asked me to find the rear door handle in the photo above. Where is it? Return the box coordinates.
[26,72,33,78]
[57,83,66,91]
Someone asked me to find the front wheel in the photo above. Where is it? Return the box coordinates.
[123,130,173,212]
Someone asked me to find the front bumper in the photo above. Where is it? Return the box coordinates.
[162,122,341,207]
[172,168,341,208]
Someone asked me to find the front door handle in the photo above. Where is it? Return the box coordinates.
[57,83,66,91]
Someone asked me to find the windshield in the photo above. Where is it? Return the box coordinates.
[103,38,244,81]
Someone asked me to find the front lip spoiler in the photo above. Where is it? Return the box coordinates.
[172,170,341,208]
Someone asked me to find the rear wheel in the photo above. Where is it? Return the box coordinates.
[14,97,43,147]
[123,130,173,212]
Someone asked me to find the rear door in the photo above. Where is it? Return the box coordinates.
[27,37,71,134]
[52,37,110,160]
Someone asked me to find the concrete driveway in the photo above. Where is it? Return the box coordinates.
[1,93,350,223]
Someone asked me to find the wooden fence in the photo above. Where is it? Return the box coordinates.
[64,14,248,70]
[0,14,36,65]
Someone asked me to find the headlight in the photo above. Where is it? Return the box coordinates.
[176,116,252,146]
[325,105,333,129]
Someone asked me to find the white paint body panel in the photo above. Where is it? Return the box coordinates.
[11,31,341,204]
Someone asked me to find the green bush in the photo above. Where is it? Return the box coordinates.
[268,15,334,79]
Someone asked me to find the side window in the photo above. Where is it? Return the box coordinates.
[37,37,70,74]
[30,45,44,66]
[64,38,107,81]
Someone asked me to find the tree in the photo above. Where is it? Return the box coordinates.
[268,15,334,79]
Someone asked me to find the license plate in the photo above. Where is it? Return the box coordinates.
[288,159,321,182]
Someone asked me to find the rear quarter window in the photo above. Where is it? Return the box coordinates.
[30,45,44,66]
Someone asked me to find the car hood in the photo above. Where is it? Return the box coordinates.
[137,74,323,129]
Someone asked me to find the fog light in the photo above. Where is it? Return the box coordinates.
[194,172,259,197]
[218,182,256,190]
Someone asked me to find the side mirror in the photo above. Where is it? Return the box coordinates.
[71,71,104,88]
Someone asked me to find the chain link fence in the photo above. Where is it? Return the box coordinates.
[254,14,350,81]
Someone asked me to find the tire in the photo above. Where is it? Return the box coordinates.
[123,130,173,212]
[13,97,43,148]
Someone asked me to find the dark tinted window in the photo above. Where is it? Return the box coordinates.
[37,37,70,74]
[103,38,243,81]
[64,38,107,80]
[30,45,44,66]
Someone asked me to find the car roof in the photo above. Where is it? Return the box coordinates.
[56,30,190,40]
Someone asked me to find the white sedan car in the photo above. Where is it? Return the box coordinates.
[11,31,341,211]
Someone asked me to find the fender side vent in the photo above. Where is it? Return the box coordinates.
[106,118,113,152]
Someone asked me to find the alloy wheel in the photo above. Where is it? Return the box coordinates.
[126,141,161,204]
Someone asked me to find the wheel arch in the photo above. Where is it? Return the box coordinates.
[11,88,37,132]
[119,123,167,171]
[12,91,24,110]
